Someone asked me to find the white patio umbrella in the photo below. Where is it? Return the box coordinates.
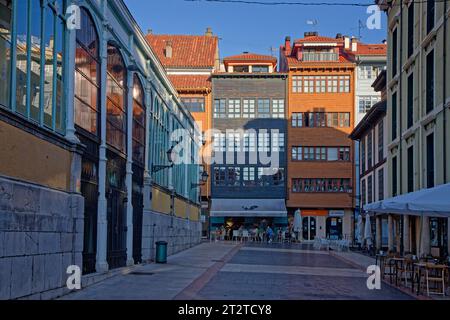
[293,210,302,241]
[356,215,364,245]
[364,214,373,247]
[293,210,302,232]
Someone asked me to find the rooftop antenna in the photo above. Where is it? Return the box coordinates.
[269,46,277,57]
[358,19,365,40]
[306,19,319,27]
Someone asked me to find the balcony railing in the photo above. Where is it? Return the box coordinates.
[302,52,339,62]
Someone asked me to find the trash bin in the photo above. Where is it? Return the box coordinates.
[155,241,168,264]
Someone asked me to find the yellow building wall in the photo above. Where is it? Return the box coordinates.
[174,198,187,219]
[151,187,171,215]
[189,204,200,222]
[0,120,72,191]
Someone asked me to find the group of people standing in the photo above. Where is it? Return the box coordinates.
[212,224,296,243]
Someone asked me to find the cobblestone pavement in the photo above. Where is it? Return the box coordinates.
[60,241,414,300]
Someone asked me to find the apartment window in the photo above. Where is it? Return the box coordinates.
[362,179,367,205]
[292,113,303,127]
[407,3,414,57]
[359,96,380,113]
[227,167,241,186]
[328,148,338,161]
[368,175,373,204]
[292,178,351,193]
[367,131,373,169]
[378,168,384,201]
[292,147,303,161]
[213,133,226,152]
[358,66,374,80]
[258,131,270,152]
[272,99,285,118]
[392,28,398,77]
[378,120,384,161]
[273,168,285,186]
[227,132,241,152]
[327,112,339,127]
[338,147,351,161]
[304,76,315,93]
[316,76,326,93]
[228,99,241,118]
[426,50,434,114]
[243,167,256,186]
[392,92,397,141]
[292,76,303,93]
[427,133,435,188]
[214,167,226,186]
[407,146,414,193]
[392,156,398,197]
[257,99,270,118]
[243,132,256,152]
[243,99,256,118]
[214,99,226,118]
[427,0,435,34]
[253,65,269,73]
[303,147,315,161]
[234,65,249,73]
[361,139,366,173]
[272,132,285,152]
[406,73,414,128]
[181,97,205,113]
[327,76,338,93]
[339,76,350,93]
[338,113,350,128]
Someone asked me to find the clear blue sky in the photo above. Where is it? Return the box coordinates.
[124,0,387,59]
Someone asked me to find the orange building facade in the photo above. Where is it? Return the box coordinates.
[146,29,220,235]
[280,33,356,242]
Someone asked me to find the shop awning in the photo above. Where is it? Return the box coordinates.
[364,183,450,217]
[210,199,287,218]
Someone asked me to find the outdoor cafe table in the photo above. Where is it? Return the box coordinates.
[412,262,449,295]
[390,257,406,286]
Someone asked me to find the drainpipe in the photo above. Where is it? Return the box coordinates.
[398,4,404,254]
[443,0,447,182]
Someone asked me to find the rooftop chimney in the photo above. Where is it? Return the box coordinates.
[285,36,291,53]
[205,27,213,37]
[147,29,153,35]
[351,36,358,52]
[165,40,173,58]
[382,39,387,45]
[304,31,318,38]
[344,36,350,49]
[336,33,343,39]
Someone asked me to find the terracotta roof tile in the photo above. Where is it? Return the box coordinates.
[168,75,211,91]
[223,53,277,64]
[146,34,218,68]
[353,43,387,56]
[295,36,344,44]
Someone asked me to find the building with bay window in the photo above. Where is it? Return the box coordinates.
[0,0,202,300]
[210,53,288,232]
[280,32,356,242]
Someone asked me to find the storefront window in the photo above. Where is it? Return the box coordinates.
[8,0,65,132]
[106,44,127,153]
[0,0,11,108]
[132,74,145,165]
[430,218,448,256]
[75,8,99,135]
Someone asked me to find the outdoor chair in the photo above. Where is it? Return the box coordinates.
[232,230,240,243]
[425,265,447,296]
[242,230,250,242]
[398,254,415,288]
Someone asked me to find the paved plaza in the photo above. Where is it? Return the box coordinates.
[61,242,413,300]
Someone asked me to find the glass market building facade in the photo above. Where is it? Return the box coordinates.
[0,0,202,300]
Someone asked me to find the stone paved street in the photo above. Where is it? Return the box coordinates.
[61,241,413,300]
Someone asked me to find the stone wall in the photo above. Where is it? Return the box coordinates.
[0,176,84,300]
[141,210,202,262]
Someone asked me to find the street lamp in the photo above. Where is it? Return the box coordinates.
[151,146,175,173]
[191,170,209,189]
